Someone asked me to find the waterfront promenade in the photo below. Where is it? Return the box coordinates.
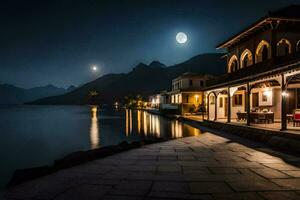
[5,130,300,200]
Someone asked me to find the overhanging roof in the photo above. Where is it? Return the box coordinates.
[217,5,300,49]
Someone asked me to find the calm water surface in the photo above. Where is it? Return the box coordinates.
[0,105,202,189]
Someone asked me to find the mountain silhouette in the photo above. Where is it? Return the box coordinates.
[0,84,76,104]
[29,53,225,105]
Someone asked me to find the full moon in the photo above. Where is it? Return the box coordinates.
[176,32,187,44]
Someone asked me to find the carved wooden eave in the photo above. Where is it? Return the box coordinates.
[216,17,300,50]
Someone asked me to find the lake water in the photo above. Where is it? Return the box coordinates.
[0,105,202,189]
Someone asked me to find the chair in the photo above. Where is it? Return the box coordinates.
[258,113,266,124]
[293,109,300,127]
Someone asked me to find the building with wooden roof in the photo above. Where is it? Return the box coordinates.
[204,5,300,131]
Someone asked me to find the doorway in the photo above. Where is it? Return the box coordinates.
[252,93,259,108]
[224,97,228,117]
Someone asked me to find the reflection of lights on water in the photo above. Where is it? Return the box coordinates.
[193,128,201,136]
[124,110,201,139]
[125,109,133,135]
[171,120,182,138]
[143,111,148,135]
[137,110,141,134]
[126,109,129,135]
[129,109,132,133]
[90,106,99,149]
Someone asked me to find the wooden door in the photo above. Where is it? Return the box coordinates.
[224,97,228,117]
[252,93,259,108]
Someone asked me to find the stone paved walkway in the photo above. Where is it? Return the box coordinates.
[5,131,300,200]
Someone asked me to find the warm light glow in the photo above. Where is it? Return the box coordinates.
[125,109,129,135]
[171,120,182,138]
[282,91,289,97]
[137,110,141,134]
[263,90,272,97]
[114,102,119,109]
[90,106,99,149]
[195,95,199,103]
[143,111,148,135]
[176,32,187,44]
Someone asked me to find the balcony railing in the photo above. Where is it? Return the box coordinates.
[207,52,300,87]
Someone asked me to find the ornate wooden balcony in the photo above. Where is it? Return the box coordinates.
[206,52,300,88]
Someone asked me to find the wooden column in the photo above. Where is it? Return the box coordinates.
[207,94,210,120]
[214,94,217,121]
[281,74,287,131]
[246,82,251,126]
[227,87,231,123]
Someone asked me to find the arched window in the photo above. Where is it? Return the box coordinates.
[277,39,292,57]
[255,40,271,63]
[262,45,269,60]
[228,55,238,73]
[297,40,300,52]
[240,49,253,68]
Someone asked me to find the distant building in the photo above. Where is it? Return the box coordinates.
[169,72,213,114]
[204,5,300,131]
[149,91,168,108]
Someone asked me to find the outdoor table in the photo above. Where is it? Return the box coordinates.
[236,112,247,121]
[250,112,274,124]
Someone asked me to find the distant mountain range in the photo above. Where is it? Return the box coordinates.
[0,84,76,104]
[28,53,226,105]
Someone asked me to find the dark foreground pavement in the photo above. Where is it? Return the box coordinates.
[4,131,300,200]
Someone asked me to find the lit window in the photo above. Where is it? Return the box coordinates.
[219,97,223,108]
[210,96,215,104]
[233,94,242,106]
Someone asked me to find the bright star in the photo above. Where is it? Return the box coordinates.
[92,66,98,71]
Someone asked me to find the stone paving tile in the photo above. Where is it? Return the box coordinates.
[157,165,181,173]
[217,161,265,169]
[263,163,300,170]
[227,179,283,191]
[5,133,300,200]
[189,182,233,194]
[152,174,186,181]
[178,155,197,160]
[271,178,300,190]
[102,196,142,200]
[152,181,189,193]
[115,180,152,190]
[5,178,83,200]
[147,191,213,199]
[283,170,300,177]
[209,167,240,174]
[258,191,300,200]
[213,192,264,200]
[106,189,148,196]
[251,168,291,179]
[183,166,211,174]
[54,184,112,200]
[158,155,177,160]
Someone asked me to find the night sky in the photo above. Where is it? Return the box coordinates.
[1,0,300,88]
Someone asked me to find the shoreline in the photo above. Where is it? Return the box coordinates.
[7,107,300,189]
[7,138,167,188]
